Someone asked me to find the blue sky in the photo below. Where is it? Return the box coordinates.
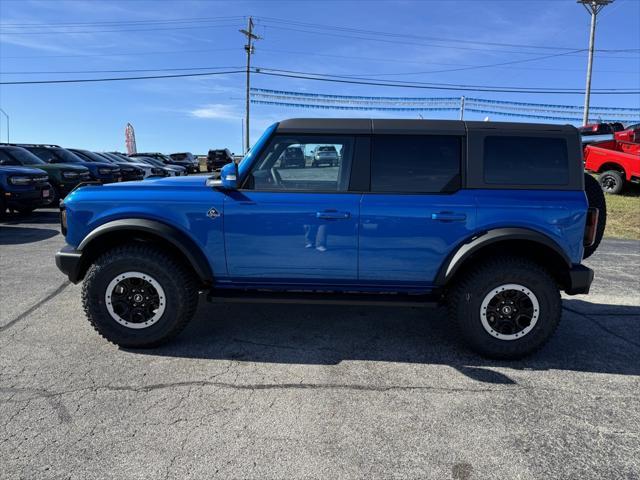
[0,0,639,154]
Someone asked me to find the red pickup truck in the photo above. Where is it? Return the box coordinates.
[584,126,640,194]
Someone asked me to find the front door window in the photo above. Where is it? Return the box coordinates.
[242,135,354,192]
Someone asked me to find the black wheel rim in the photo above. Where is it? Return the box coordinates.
[480,284,540,340]
[105,272,166,329]
[600,175,617,192]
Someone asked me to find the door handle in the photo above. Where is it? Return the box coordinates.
[316,210,351,220]
[431,212,467,222]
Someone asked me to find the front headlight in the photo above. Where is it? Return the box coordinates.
[98,168,112,175]
[62,171,79,179]
[9,175,32,185]
[151,168,163,175]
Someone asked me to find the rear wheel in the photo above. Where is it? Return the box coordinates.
[82,244,199,348]
[598,170,624,194]
[584,173,607,259]
[447,257,561,359]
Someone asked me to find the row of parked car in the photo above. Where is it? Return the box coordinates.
[0,144,202,216]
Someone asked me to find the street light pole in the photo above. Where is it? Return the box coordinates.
[578,0,613,126]
[240,17,261,153]
[0,108,9,142]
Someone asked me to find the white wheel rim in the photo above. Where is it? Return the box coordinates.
[480,283,539,341]
[105,271,166,329]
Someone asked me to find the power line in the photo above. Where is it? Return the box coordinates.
[255,18,638,58]
[1,66,638,95]
[0,70,244,85]
[256,15,638,54]
[0,22,243,35]
[0,47,237,60]
[253,69,640,94]
[254,67,640,93]
[0,15,246,28]
[258,48,640,75]
[0,66,243,75]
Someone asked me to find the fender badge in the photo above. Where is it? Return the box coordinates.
[207,207,220,219]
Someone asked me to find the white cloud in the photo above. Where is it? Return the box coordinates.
[189,103,238,120]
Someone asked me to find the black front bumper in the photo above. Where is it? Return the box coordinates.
[5,185,51,209]
[565,264,594,295]
[55,245,83,283]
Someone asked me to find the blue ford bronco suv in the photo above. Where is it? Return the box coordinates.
[55,119,605,359]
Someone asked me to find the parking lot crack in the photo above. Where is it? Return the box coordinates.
[0,280,71,334]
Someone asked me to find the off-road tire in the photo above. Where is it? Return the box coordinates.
[598,169,624,195]
[584,173,607,259]
[82,244,199,348]
[447,256,562,359]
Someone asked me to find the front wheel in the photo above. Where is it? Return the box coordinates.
[447,257,561,359]
[42,184,59,207]
[82,244,199,348]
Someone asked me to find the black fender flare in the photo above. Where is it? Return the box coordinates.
[78,218,213,283]
[435,227,571,286]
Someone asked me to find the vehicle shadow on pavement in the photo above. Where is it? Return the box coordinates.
[0,225,59,244]
[0,210,59,226]
[137,298,640,381]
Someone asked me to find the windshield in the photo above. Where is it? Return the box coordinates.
[138,157,163,167]
[53,148,84,163]
[73,150,105,163]
[238,123,278,180]
[92,152,116,163]
[29,147,83,164]
[3,147,46,165]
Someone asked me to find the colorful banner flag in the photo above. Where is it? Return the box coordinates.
[125,123,137,155]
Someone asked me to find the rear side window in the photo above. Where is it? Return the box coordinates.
[483,136,569,185]
[371,135,461,193]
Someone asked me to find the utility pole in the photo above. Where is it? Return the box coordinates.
[459,96,466,120]
[0,108,9,142]
[578,0,612,126]
[240,17,260,153]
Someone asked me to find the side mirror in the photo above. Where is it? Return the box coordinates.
[207,161,238,189]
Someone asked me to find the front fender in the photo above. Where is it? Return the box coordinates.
[72,218,213,284]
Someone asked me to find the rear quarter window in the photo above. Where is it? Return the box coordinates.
[483,136,569,185]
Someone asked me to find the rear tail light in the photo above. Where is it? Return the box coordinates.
[584,207,599,247]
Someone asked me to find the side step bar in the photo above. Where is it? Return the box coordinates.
[207,290,440,307]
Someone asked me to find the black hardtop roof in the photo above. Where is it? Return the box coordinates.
[276,118,578,135]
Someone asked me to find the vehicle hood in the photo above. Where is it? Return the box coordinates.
[64,174,211,204]
[0,166,48,176]
[89,161,118,170]
[104,175,209,188]
[125,161,152,170]
[39,163,89,172]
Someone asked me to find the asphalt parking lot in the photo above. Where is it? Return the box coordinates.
[1,209,639,480]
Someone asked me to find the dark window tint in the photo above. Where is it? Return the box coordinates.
[0,150,20,165]
[483,136,568,185]
[371,135,461,193]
